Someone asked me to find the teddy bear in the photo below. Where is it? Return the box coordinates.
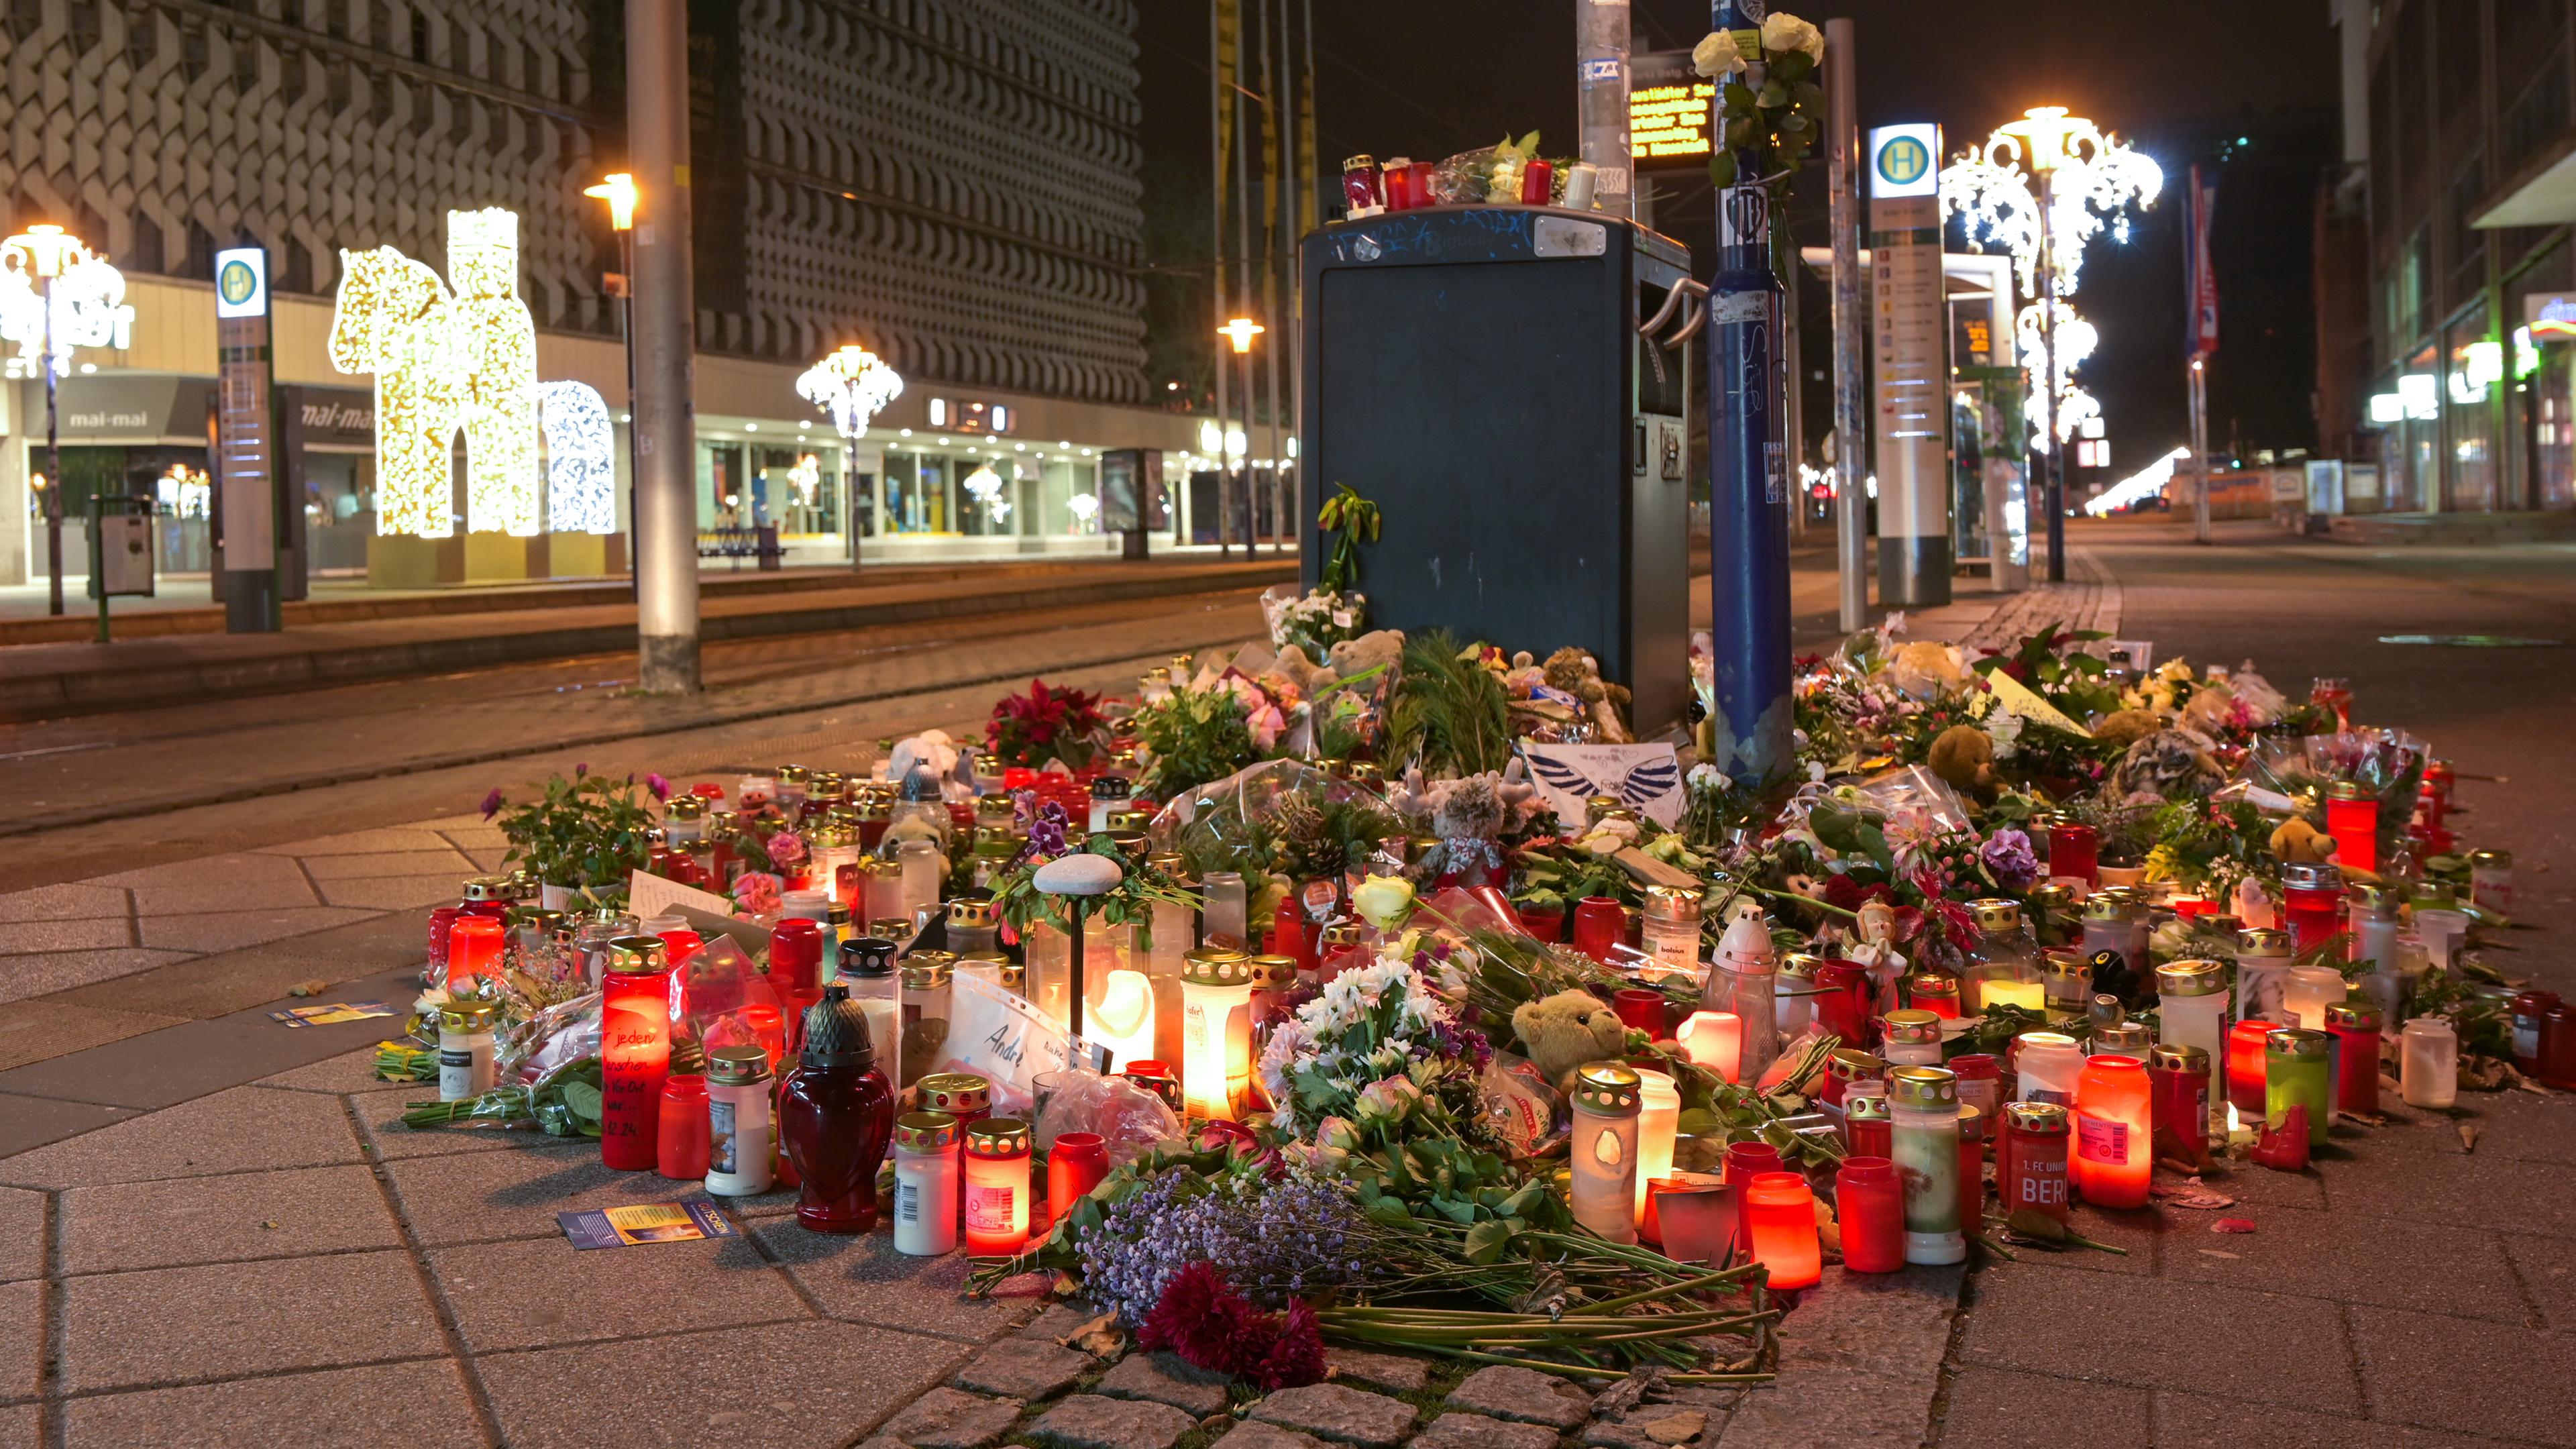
[1510,988,1635,1095]
[1927,723,2000,800]
[1325,629,1405,686]
[2092,708,2165,753]
[2269,816,2339,863]
[1269,644,1339,702]
[1542,647,1633,743]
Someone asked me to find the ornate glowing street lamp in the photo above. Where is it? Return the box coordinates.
[796,343,904,568]
[1943,106,2161,580]
[3,224,94,616]
[1213,317,1265,556]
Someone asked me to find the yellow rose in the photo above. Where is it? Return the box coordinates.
[1351,873,1416,932]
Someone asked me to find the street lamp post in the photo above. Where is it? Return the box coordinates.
[584,174,641,596]
[796,343,904,570]
[1218,317,1263,557]
[1951,107,2162,585]
[5,224,83,616]
[625,0,701,693]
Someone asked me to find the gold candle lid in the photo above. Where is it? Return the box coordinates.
[894,1110,959,1151]
[963,1116,1031,1156]
[1572,1061,1642,1114]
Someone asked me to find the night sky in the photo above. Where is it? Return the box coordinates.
[1133,0,2343,477]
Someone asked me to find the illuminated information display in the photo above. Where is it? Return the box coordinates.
[1628,51,1713,174]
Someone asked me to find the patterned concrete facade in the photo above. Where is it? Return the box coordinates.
[0,0,1148,403]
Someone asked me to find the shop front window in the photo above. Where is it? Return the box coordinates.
[2443,303,2498,513]
[884,450,955,534]
[702,442,747,527]
[2534,341,2575,511]
[755,444,838,535]
[1035,458,1099,535]
[955,457,1015,536]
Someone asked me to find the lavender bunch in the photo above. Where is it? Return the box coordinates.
[1077,1166,1368,1326]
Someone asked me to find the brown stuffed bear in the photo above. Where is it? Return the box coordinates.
[1511,988,1634,1095]
[2092,708,2163,753]
[2269,816,2339,863]
[1542,648,1634,743]
[1927,724,2000,800]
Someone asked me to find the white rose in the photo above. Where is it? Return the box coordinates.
[1691,29,1745,77]
[1760,13,1824,63]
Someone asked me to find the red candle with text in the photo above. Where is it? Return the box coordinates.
[2073,1056,2153,1208]
[1835,1156,1906,1273]
[1519,157,1554,205]
[2280,863,2344,955]
[2147,1043,2211,1169]
[1998,1102,2070,1225]
[600,937,676,1171]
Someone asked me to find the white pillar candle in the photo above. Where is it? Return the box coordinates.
[1633,1069,1680,1223]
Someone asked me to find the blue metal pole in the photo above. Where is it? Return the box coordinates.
[1705,2,1793,788]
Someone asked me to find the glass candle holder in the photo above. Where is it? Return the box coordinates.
[892,1111,960,1256]
[1889,1067,1965,1264]
[1087,967,1157,1071]
[1814,960,1878,1049]
[2153,959,2229,1105]
[1743,1172,1821,1289]
[1905,973,1962,1020]
[1998,1101,2070,1224]
[2041,951,2093,1017]
[1047,1130,1110,1220]
[1199,871,1249,951]
[705,1046,775,1198]
[2281,862,2346,956]
[2278,957,2340,1030]
[1179,949,1257,1120]
[2324,1002,2381,1115]
[446,915,504,991]
[1632,1069,1680,1224]
[2225,1018,2279,1116]
[2509,991,2561,1078]
[2467,849,2514,915]
[2401,1017,2457,1108]
[1843,1087,1892,1159]
[1640,885,1705,977]
[2265,1028,2334,1146]
[2072,1055,2152,1208]
[1835,1156,1907,1273]
[2046,822,2099,888]
[1646,1175,1733,1263]
[2234,928,2295,1024]
[780,983,896,1234]
[600,936,676,1171]
[2010,1032,2084,1107]
[1676,1012,1743,1079]
[2147,1042,2211,1168]
[1719,1138,1783,1258]
[1571,896,1627,963]
[898,956,955,1088]
[961,1118,1033,1254]
[1570,1063,1643,1244]
[1340,152,1383,214]
[1950,1053,2000,1129]
[1612,987,1668,1040]
[2324,782,2378,876]
[657,1074,710,1180]
[1881,1010,1945,1067]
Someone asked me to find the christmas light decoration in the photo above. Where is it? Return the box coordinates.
[788,453,822,505]
[535,380,616,535]
[0,228,134,378]
[328,209,543,538]
[797,344,904,442]
[1944,108,2161,452]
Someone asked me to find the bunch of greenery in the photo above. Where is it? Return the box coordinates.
[1134,682,1262,798]
[1388,631,1512,778]
[492,770,657,890]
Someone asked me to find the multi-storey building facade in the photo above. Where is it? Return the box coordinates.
[0,0,1194,581]
[2326,0,2576,518]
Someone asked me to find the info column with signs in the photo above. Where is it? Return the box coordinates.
[213,247,283,632]
[1868,124,1950,608]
